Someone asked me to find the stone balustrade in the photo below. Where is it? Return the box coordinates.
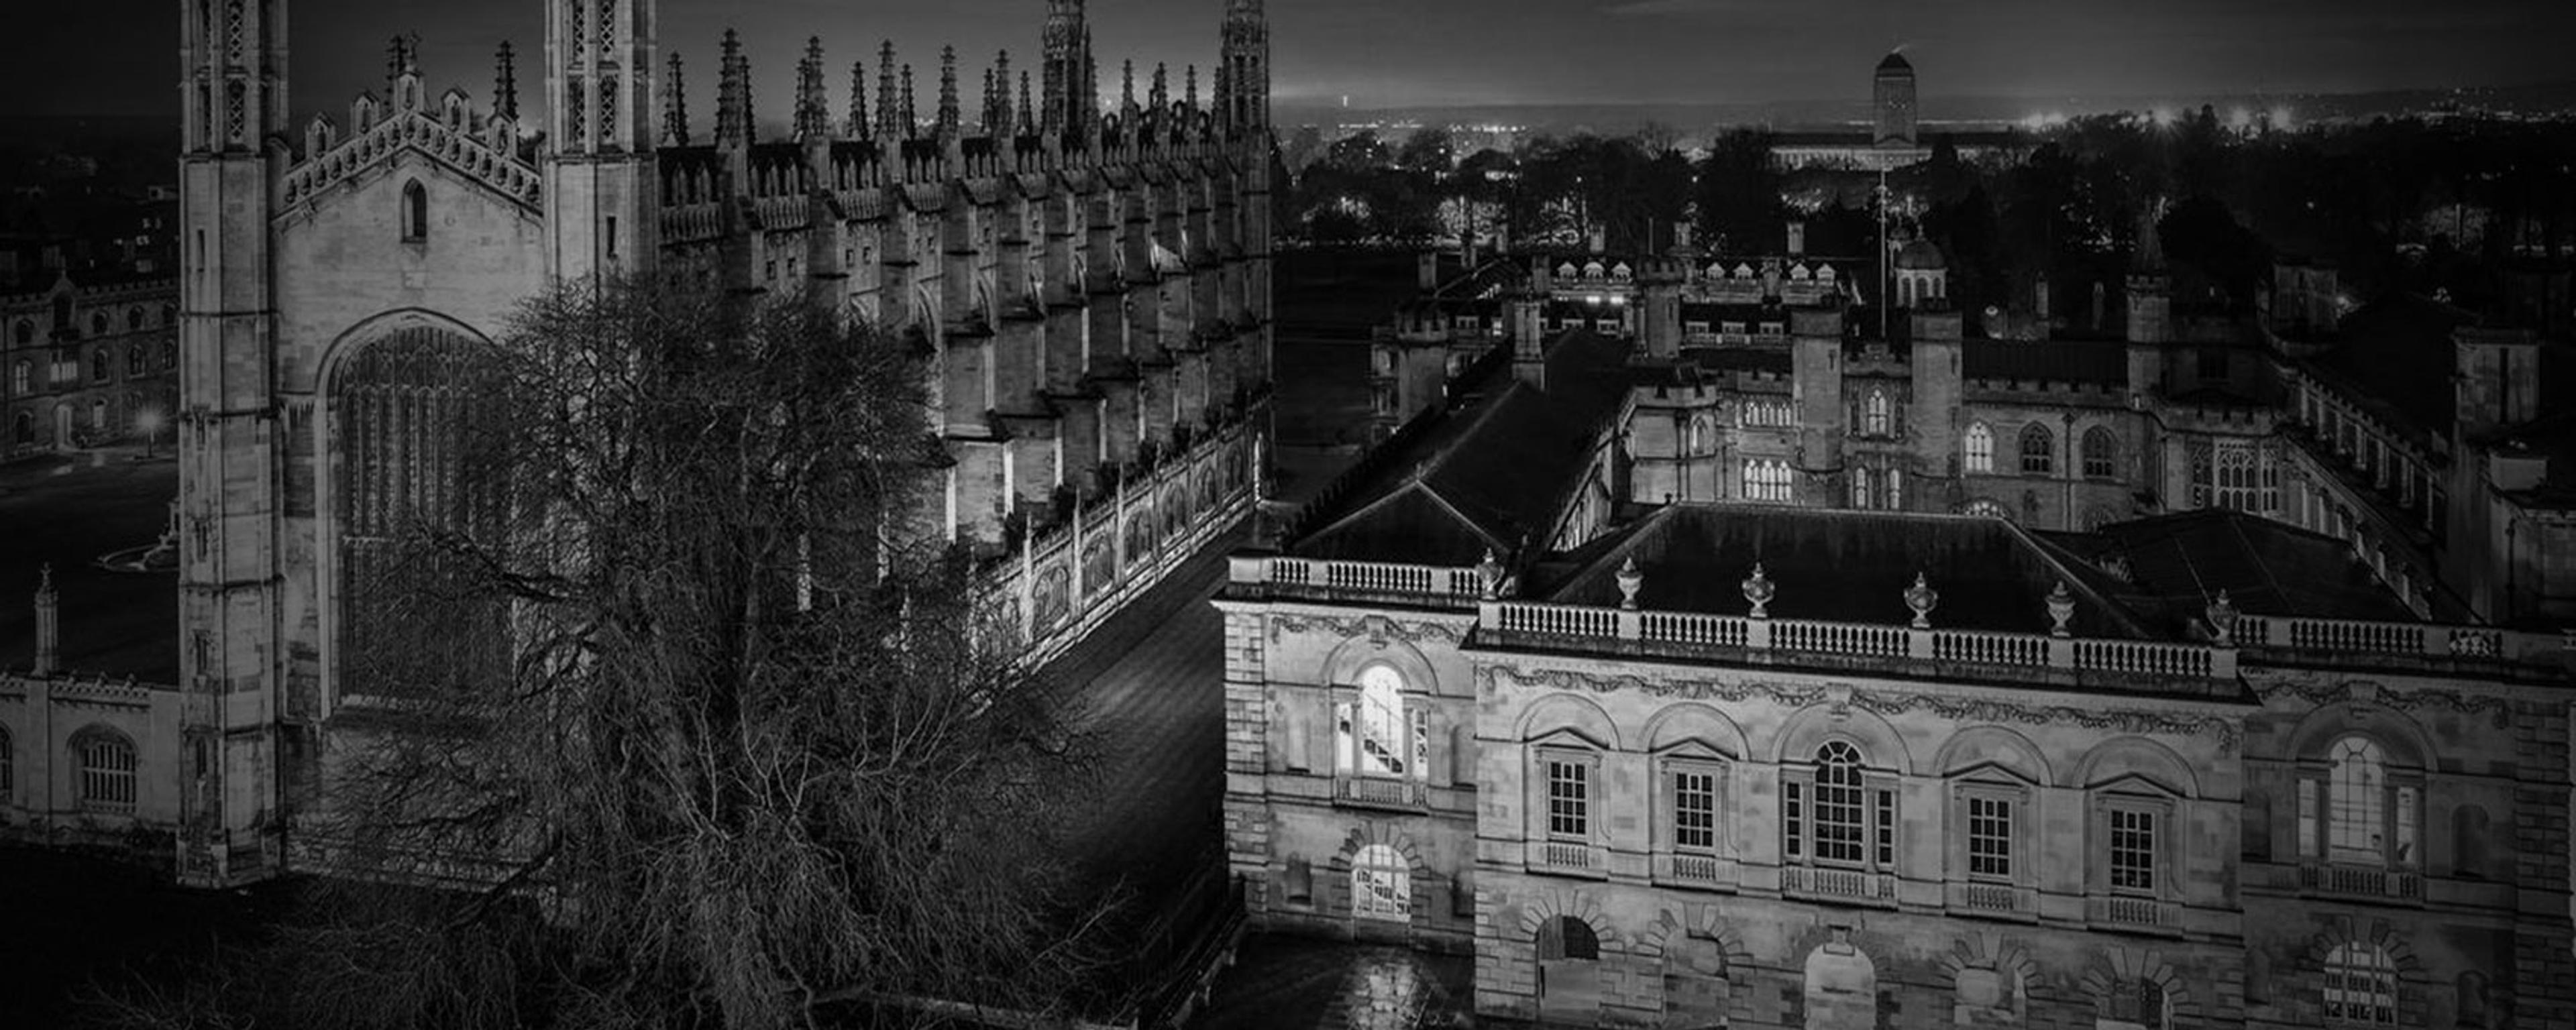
[1527,839,1607,878]
[2085,893,2184,931]
[2237,614,2569,670]
[2298,860,2424,902]
[1780,865,1898,906]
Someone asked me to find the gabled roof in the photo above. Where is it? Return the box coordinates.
[1289,333,1631,566]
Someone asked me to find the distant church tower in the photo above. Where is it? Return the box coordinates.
[177,0,292,887]
[1874,51,1917,148]
[545,0,658,279]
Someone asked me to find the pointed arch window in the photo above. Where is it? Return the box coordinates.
[1863,389,1890,437]
[401,180,429,242]
[2083,426,2117,478]
[74,728,138,812]
[2020,422,2055,475]
[1964,422,1994,473]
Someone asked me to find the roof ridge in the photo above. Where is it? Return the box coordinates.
[2006,519,2164,639]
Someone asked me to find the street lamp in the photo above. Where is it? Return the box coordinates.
[136,408,163,459]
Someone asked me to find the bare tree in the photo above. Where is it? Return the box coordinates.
[95,275,1113,1030]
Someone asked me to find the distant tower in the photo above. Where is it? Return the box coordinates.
[544,0,659,281]
[178,0,292,888]
[1220,0,1270,141]
[2126,201,2172,345]
[1041,0,1096,136]
[1874,51,1917,148]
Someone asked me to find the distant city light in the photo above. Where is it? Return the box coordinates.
[2149,107,2175,127]
[2229,107,2253,129]
[2271,106,2295,129]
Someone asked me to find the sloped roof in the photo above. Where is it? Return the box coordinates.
[1536,504,2165,639]
[2041,508,2419,624]
[1289,332,1632,566]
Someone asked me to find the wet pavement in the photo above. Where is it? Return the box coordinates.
[1191,934,1476,1030]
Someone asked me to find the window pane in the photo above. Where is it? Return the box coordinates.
[1674,770,1716,852]
[2108,807,2156,892]
[1548,759,1589,840]
[1968,795,2012,878]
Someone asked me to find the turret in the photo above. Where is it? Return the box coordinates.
[1042,0,1094,137]
[661,52,689,145]
[875,42,902,144]
[794,38,832,142]
[544,0,658,280]
[1220,0,1270,141]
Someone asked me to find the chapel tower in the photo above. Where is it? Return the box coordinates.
[1873,51,1917,148]
[176,0,292,887]
[545,0,659,280]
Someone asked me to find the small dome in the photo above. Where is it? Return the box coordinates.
[1877,51,1913,74]
[1894,238,1945,271]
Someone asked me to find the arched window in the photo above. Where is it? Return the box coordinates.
[1863,389,1890,437]
[90,311,109,337]
[1884,468,1902,510]
[2083,426,2117,478]
[1961,498,2011,520]
[11,319,30,345]
[2101,978,2172,1030]
[75,729,138,812]
[11,412,31,445]
[127,345,144,376]
[1849,469,1871,509]
[1743,459,1792,502]
[1964,422,1994,473]
[90,348,109,382]
[2019,423,2054,475]
[1351,843,1410,921]
[1538,915,1599,962]
[91,400,107,430]
[2322,941,2398,1025]
[125,305,144,332]
[1338,664,1424,780]
[1810,741,1868,866]
[401,179,429,241]
[9,359,26,395]
[2329,736,2386,858]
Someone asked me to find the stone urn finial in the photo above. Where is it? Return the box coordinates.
[1903,571,1939,629]
[1741,561,1775,619]
[1616,556,1644,610]
[1475,548,1505,601]
[2206,589,2239,646]
[2045,580,2076,637]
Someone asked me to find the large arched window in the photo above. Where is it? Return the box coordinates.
[74,728,138,812]
[400,179,429,242]
[331,325,512,702]
[1811,742,1868,865]
[2329,736,2386,856]
[1336,664,1424,781]
[1742,459,1792,502]
[2322,941,2398,1026]
[1351,843,1410,921]
[1538,915,1600,962]
[1964,422,1994,473]
[2083,426,2117,478]
[2019,423,2054,475]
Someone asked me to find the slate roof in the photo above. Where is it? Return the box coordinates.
[1534,504,2167,639]
[1288,332,1632,567]
[2038,508,2418,624]
[1963,338,2130,386]
[2302,294,2469,440]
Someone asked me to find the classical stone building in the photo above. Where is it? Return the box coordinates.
[1770,54,2029,172]
[1220,329,2575,1026]
[2,0,1273,888]
[2,274,180,457]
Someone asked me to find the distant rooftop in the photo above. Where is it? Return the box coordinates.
[2041,508,2420,626]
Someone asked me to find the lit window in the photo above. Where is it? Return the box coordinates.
[76,730,138,812]
[1884,468,1903,510]
[2322,942,2398,1026]
[1960,498,2010,520]
[2328,736,2387,862]
[1964,422,1993,473]
[1864,389,1890,436]
[1743,459,1792,502]
[1352,843,1411,921]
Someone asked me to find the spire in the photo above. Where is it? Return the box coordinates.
[847,60,869,139]
[936,46,961,137]
[900,64,918,139]
[716,29,757,151]
[796,37,831,141]
[494,42,521,121]
[1017,70,1035,135]
[1120,59,1136,120]
[875,42,901,142]
[1150,62,1169,129]
[1184,64,1197,113]
[992,51,1014,137]
[663,52,690,145]
[981,67,998,135]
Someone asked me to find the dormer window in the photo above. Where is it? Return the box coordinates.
[401,180,429,242]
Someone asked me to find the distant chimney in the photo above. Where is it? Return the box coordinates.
[33,564,58,677]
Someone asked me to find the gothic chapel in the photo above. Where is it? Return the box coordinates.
[160,0,1274,885]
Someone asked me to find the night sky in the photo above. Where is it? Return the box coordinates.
[7,0,2572,121]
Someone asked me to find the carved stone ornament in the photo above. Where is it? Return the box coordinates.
[1902,571,1938,629]
[1270,612,1465,646]
[1617,556,1644,610]
[2045,580,2076,637]
[1741,562,1775,619]
[1476,547,1505,601]
[2205,589,2239,646]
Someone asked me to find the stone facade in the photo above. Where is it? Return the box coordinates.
[1,276,180,457]
[1218,543,2576,1029]
[4,0,1281,888]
